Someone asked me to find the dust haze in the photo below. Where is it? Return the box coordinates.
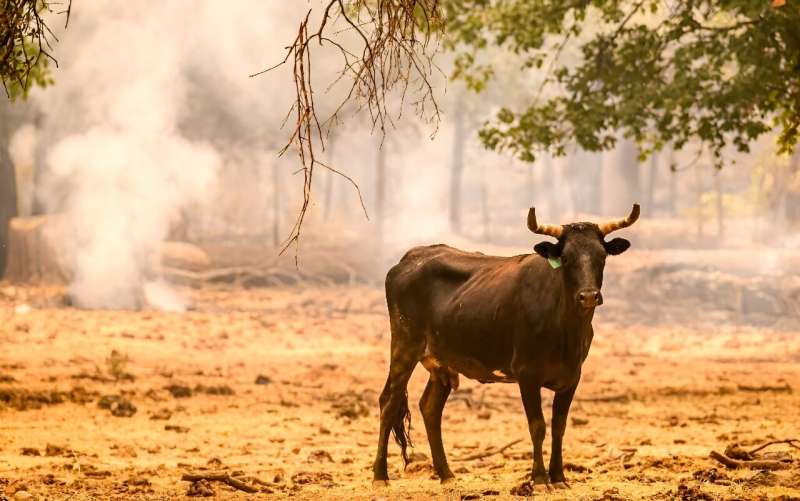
[10,1,795,314]
[1,2,799,500]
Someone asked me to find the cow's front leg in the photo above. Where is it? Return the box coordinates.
[519,382,549,491]
[549,384,577,488]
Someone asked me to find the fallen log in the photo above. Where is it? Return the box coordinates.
[157,241,211,272]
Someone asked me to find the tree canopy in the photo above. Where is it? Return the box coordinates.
[446,1,800,164]
[258,0,799,244]
[271,1,799,168]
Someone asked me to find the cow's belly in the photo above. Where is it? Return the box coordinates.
[423,299,518,385]
[422,325,587,389]
[422,341,517,385]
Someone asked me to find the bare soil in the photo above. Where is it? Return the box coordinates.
[0,283,799,500]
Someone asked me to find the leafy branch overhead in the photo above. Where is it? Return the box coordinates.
[0,0,71,100]
[447,1,800,164]
[269,1,799,184]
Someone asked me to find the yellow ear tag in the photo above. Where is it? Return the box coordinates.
[548,257,562,269]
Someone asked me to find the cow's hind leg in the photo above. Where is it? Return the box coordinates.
[372,323,423,486]
[419,375,455,483]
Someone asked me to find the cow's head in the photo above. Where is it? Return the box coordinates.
[528,204,639,310]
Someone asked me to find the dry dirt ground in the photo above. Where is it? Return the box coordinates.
[0,284,799,500]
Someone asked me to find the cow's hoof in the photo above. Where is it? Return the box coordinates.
[372,479,389,488]
[441,476,457,485]
[552,481,570,489]
[533,482,552,492]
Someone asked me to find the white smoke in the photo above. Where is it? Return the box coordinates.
[32,1,243,309]
[26,0,769,310]
[26,0,462,305]
[45,128,218,309]
[9,124,36,168]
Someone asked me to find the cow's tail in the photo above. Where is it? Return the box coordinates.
[382,377,413,467]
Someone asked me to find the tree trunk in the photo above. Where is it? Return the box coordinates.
[323,133,337,221]
[694,163,705,239]
[565,152,580,215]
[543,155,559,218]
[0,125,18,278]
[375,142,387,246]
[601,139,640,216]
[667,147,677,216]
[480,163,490,240]
[272,162,281,247]
[526,160,535,207]
[645,152,658,213]
[714,170,724,242]
[591,152,603,214]
[620,139,641,207]
[787,147,800,228]
[449,102,465,234]
[4,215,67,283]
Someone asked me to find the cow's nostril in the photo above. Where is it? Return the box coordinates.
[577,289,602,307]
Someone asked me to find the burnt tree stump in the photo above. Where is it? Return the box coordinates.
[4,215,68,284]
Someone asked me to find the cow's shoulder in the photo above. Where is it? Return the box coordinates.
[396,243,473,261]
[398,244,505,269]
[390,244,523,286]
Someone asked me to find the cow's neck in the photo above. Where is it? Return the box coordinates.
[554,285,594,363]
[521,256,594,364]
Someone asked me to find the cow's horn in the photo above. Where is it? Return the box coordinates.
[527,208,563,238]
[598,204,640,236]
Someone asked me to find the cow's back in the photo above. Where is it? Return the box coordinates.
[386,244,520,323]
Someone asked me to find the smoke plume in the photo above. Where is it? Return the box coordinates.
[30,1,264,309]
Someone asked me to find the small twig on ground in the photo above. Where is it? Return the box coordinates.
[237,475,277,488]
[181,473,259,493]
[748,438,800,455]
[736,383,792,393]
[709,450,791,470]
[449,390,475,409]
[618,447,638,464]
[575,393,630,403]
[455,439,522,462]
[70,449,81,475]
[449,387,505,413]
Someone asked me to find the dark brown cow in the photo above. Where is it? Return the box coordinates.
[372,204,640,490]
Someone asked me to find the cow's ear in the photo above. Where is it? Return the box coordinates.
[604,237,631,255]
[534,241,561,259]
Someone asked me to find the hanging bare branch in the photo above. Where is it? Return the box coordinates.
[251,0,445,257]
[1,0,71,99]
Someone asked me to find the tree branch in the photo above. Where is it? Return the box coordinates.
[251,1,444,257]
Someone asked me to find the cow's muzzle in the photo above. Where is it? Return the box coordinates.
[577,289,603,308]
